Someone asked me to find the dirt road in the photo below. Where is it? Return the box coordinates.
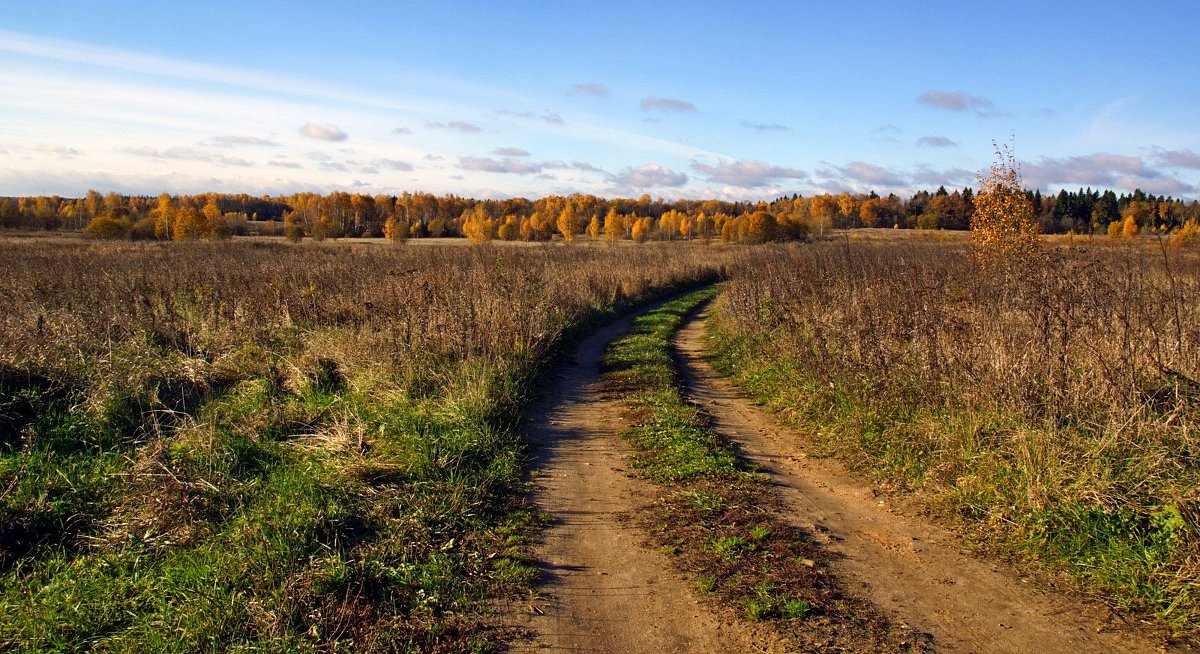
[673,304,1169,654]
[504,299,1172,653]
[506,309,780,653]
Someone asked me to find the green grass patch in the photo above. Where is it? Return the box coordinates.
[600,287,929,652]
[705,303,1200,642]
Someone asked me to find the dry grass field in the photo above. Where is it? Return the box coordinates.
[0,238,730,652]
[709,237,1200,639]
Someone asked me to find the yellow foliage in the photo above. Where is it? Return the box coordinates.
[556,205,577,244]
[971,141,1039,264]
[498,214,520,241]
[1170,220,1198,247]
[630,216,653,243]
[1121,215,1140,238]
[174,207,208,241]
[462,205,494,243]
[604,208,622,243]
[384,213,409,243]
[82,215,131,240]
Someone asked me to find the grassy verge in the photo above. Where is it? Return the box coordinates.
[708,241,1200,645]
[0,241,730,652]
[600,287,929,653]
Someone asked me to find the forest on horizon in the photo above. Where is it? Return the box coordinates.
[2,185,1198,244]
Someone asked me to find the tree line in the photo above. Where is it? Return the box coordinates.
[1,186,1197,244]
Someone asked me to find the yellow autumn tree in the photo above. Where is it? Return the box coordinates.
[497,214,520,241]
[557,204,577,244]
[630,216,653,243]
[174,206,207,241]
[604,207,622,243]
[808,194,837,236]
[971,141,1038,265]
[1121,214,1140,238]
[744,211,778,244]
[202,197,229,238]
[1170,220,1198,247]
[152,193,175,240]
[383,212,409,244]
[462,205,494,243]
[586,214,601,239]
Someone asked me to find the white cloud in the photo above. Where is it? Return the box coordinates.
[740,120,788,132]
[426,120,482,133]
[460,156,545,175]
[300,123,348,142]
[211,135,279,147]
[916,135,957,148]
[1152,148,1200,170]
[571,83,610,97]
[640,96,696,113]
[610,163,688,188]
[125,145,252,167]
[29,143,81,157]
[691,159,806,188]
[374,158,414,171]
[495,109,565,125]
[917,90,1004,117]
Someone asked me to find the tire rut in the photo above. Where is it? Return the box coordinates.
[504,307,780,653]
[674,304,1172,654]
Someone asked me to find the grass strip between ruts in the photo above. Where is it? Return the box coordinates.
[599,286,930,653]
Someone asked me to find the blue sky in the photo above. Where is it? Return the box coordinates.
[3,0,1199,200]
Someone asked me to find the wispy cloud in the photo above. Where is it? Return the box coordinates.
[495,109,565,125]
[1152,147,1200,170]
[460,156,543,175]
[29,143,81,157]
[492,147,530,157]
[821,161,907,188]
[1020,152,1196,195]
[871,124,903,145]
[458,157,605,177]
[374,158,414,171]
[299,123,348,142]
[692,159,806,188]
[211,135,278,147]
[917,90,1002,117]
[640,96,696,113]
[426,120,482,133]
[916,135,957,148]
[610,163,688,188]
[740,120,788,132]
[126,145,253,167]
[911,166,974,188]
[571,82,610,97]
[392,127,413,135]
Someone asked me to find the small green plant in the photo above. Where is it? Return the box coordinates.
[745,598,771,620]
[695,576,717,593]
[709,535,751,562]
[750,525,770,540]
[781,597,812,620]
[686,489,724,512]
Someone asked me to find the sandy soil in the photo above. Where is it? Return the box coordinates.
[674,304,1174,654]
[504,309,781,653]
